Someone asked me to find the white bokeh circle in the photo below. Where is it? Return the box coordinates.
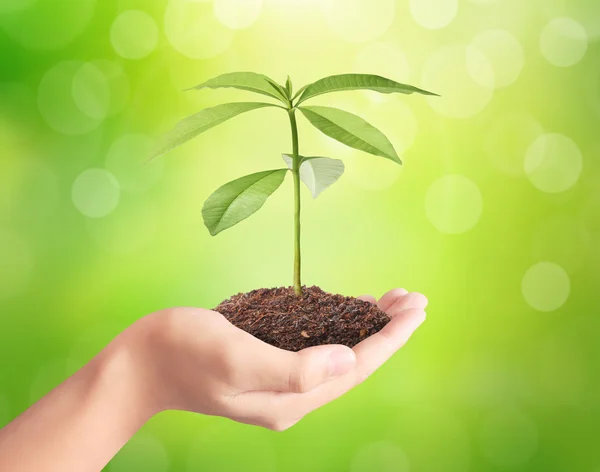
[484,114,544,177]
[524,133,582,193]
[522,262,570,312]
[565,0,600,41]
[111,10,159,60]
[109,433,169,472]
[422,44,494,118]
[72,62,111,120]
[320,0,395,43]
[479,407,538,469]
[38,61,104,135]
[351,441,410,472]
[0,228,33,300]
[91,60,130,117]
[213,0,262,30]
[353,42,410,84]
[0,0,95,50]
[409,0,458,30]
[105,134,163,193]
[540,18,588,67]
[72,169,120,218]
[425,175,483,234]
[469,29,524,88]
[165,0,235,59]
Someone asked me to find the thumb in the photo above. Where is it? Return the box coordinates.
[286,344,356,393]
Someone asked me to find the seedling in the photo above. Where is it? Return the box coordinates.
[153,72,436,296]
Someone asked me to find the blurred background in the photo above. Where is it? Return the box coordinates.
[1,0,599,470]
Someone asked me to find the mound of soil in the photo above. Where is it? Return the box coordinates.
[214,285,390,351]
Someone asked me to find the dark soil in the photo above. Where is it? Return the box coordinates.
[214,285,390,351]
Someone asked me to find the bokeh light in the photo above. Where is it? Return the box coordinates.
[110,10,159,60]
[72,169,121,218]
[540,17,588,67]
[522,262,570,312]
[165,0,235,59]
[38,61,104,135]
[484,114,544,177]
[425,175,483,234]
[320,0,395,43]
[422,44,494,118]
[409,0,458,30]
[72,63,111,120]
[468,29,524,89]
[524,133,582,193]
[213,0,263,30]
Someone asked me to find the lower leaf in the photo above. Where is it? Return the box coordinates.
[202,169,288,235]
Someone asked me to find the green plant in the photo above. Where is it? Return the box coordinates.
[153,72,436,295]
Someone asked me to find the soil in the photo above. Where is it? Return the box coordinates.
[214,285,390,351]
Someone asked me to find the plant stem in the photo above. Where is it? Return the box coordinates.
[288,109,302,296]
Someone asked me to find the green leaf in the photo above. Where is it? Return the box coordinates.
[298,105,401,164]
[202,169,288,236]
[188,72,288,103]
[297,73,438,104]
[282,154,344,198]
[264,77,289,101]
[151,102,276,159]
[285,75,293,96]
[292,84,308,102]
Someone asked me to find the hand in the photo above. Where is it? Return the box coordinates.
[130,288,427,430]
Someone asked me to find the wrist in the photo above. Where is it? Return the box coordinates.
[93,321,163,421]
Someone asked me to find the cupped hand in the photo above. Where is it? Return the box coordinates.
[130,288,427,431]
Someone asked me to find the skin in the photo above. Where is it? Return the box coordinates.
[0,289,427,472]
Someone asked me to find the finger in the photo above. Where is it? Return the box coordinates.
[388,292,428,314]
[238,335,356,393]
[253,308,426,421]
[353,308,426,383]
[357,294,376,304]
[377,288,408,311]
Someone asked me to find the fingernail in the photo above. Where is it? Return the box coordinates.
[328,347,356,377]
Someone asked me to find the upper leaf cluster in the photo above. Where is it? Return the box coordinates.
[152,72,437,234]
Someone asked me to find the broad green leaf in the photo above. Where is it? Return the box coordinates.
[299,105,401,164]
[297,73,437,104]
[282,154,344,198]
[188,72,288,103]
[152,102,275,159]
[202,169,288,235]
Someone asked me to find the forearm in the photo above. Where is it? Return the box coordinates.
[0,329,156,472]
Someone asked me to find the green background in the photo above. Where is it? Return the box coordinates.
[1,0,599,470]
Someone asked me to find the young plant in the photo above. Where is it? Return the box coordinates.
[152,72,436,295]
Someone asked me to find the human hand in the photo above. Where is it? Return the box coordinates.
[128,288,427,431]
